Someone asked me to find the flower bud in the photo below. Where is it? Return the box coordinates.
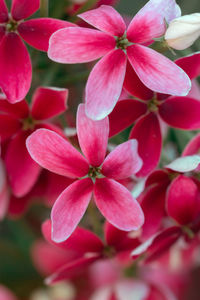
[165,13,200,50]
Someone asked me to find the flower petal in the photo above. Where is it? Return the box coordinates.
[5,131,41,197]
[167,175,199,225]
[77,104,109,166]
[0,98,29,119]
[165,155,200,173]
[0,33,32,103]
[26,128,89,178]
[79,5,126,37]
[102,140,142,179]
[94,178,144,231]
[123,61,153,100]
[127,0,181,43]
[129,113,162,177]
[48,27,115,63]
[182,133,200,156]
[175,52,200,80]
[0,0,8,23]
[127,44,191,96]
[0,115,21,141]
[86,49,127,120]
[0,160,9,220]
[11,0,39,21]
[31,87,68,120]
[109,99,147,137]
[159,96,200,129]
[51,178,93,242]
[18,18,76,52]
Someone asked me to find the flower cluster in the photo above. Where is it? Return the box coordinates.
[0,0,200,299]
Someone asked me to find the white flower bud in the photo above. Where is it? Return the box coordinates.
[165,13,200,50]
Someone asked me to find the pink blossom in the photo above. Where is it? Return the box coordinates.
[0,87,68,197]
[0,0,75,103]
[26,104,144,242]
[48,1,191,120]
[109,53,200,176]
[0,285,17,300]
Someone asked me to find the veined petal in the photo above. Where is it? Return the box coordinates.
[86,49,127,120]
[51,178,93,242]
[77,104,109,166]
[127,0,181,43]
[11,0,39,21]
[167,175,199,225]
[94,178,144,231]
[109,99,147,137]
[0,0,8,23]
[5,131,41,197]
[127,44,191,96]
[48,27,115,63]
[18,18,76,52]
[130,113,162,177]
[159,96,200,129]
[26,129,89,178]
[0,33,32,103]
[102,140,142,179]
[79,5,126,37]
[175,52,200,80]
[31,87,68,120]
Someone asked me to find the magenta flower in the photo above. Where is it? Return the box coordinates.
[109,53,200,177]
[0,0,75,103]
[0,86,68,197]
[26,104,144,242]
[48,1,191,120]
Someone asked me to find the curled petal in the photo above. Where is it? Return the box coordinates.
[102,140,142,179]
[159,96,200,129]
[167,175,199,225]
[18,18,76,52]
[48,27,115,63]
[127,44,191,96]
[77,104,109,166]
[79,5,126,37]
[26,129,89,178]
[86,49,126,120]
[94,178,144,231]
[51,178,93,242]
[31,87,68,120]
[11,0,39,21]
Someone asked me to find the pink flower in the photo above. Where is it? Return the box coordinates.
[48,1,191,120]
[109,53,200,177]
[26,104,144,242]
[0,285,17,300]
[0,86,68,197]
[0,0,75,103]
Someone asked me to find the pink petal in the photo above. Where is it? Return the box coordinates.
[0,98,29,119]
[175,52,200,80]
[11,0,39,21]
[31,87,68,120]
[5,131,41,197]
[94,178,144,231]
[0,0,8,23]
[183,133,200,156]
[51,178,93,242]
[0,160,9,220]
[109,99,147,137]
[48,27,115,63]
[102,140,142,179]
[86,49,127,120]
[0,115,21,141]
[130,113,162,177]
[0,285,17,300]
[167,175,199,225]
[127,0,181,43]
[42,219,104,254]
[26,128,89,178]
[18,18,76,52]
[123,61,153,100]
[145,169,170,188]
[77,104,109,166]
[127,44,191,96]
[8,194,31,217]
[0,33,32,103]
[159,96,200,130]
[79,5,126,37]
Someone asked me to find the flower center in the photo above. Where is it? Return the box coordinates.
[147,98,160,112]
[88,166,102,179]
[6,18,18,33]
[116,34,131,50]
[22,116,35,130]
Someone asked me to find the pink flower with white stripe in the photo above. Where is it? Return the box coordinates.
[26,104,144,242]
[0,0,75,103]
[48,0,191,120]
